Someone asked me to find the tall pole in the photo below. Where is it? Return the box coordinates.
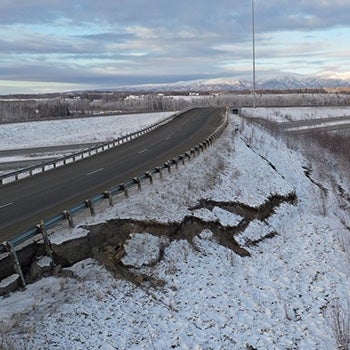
[252,0,256,108]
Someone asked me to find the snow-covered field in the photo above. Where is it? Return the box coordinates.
[242,106,350,122]
[0,112,173,150]
[1,108,350,349]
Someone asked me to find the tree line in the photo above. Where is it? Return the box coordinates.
[0,91,349,123]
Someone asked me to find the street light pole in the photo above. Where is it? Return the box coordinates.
[252,0,256,108]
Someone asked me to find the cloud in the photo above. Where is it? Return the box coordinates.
[0,0,349,93]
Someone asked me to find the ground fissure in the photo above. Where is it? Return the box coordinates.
[1,192,298,295]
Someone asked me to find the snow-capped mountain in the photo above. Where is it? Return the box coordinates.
[120,71,350,92]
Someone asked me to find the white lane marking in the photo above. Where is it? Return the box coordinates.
[86,167,104,176]
[0,202,13,210]
[165,136,171,140]
[138,148,148,154]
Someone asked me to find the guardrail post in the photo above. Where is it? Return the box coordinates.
[190,148,196,158]
[134,177,142,190]
[85,199,96,216]
[63,210,75,228]
[156,166,163,179]
[6,241,26,287]
[121,183,129,197]
[145,171,153,184]
[36,221,54,263]
[164,162,171,173]
[179,155,185,165]
[104,191,114,206]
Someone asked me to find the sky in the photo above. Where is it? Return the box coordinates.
[0,0,350,94]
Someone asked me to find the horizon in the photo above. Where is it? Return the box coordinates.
[2,71,350,97]
[1,1,350,94]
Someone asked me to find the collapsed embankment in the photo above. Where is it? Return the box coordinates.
[0,192,297,296]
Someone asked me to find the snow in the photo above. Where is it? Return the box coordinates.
[36,256,53,268]
[241,106,350,122]
[211,206,243,227]
[122,233,164,268]
[0,274,19,289]
[0,111,173,150]
[1,107,350,349]
[50,227,90,246]
[192,207,242,227]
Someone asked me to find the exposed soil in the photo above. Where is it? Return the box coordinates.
[76,192,297,285]
[0,192,298,295]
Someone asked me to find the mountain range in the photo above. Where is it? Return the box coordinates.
[119,71,350,92]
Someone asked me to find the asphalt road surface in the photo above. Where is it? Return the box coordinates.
[0,107,225,243]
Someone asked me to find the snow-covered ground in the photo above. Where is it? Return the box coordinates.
[0,112,173,150]
[1,108,350,349]
[242,106,350,122]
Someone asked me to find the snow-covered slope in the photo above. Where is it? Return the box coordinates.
[0,110,349,349]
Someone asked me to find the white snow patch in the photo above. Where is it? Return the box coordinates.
[36,255,53,268]
[212,206,242,226]
[50,226,90,245]
[0,274,19,289]
[122,233,163,268]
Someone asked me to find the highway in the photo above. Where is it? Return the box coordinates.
[0,107,225,243]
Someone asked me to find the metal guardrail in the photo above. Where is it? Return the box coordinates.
[0,109,228,265]
[0,112,180,186]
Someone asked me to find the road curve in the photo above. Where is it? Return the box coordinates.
[0,107,225,242]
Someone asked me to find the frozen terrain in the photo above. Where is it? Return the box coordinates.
[0,111,173,150]
[241,106,350,122]
[1,108,350,349]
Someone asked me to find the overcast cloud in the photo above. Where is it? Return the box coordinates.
[0,0,349,93]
